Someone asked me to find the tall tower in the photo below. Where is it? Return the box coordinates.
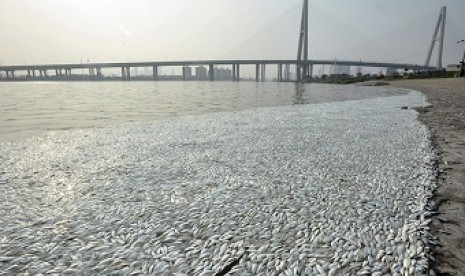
[425,6,446,69]
[297,0,309,81]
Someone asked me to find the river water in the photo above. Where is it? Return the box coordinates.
[0,81,406,142]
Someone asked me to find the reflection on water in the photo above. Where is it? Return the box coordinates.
[293,83,306,105]
[0,81,406,142]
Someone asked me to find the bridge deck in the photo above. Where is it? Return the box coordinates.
[0,60,436,71]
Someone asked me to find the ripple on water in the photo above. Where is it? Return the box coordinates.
[0,81,407,142]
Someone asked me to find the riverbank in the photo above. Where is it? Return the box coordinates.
[392,78,465,275]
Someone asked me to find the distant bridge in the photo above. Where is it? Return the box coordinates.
[0,59,436,82]
[0,1,445,82]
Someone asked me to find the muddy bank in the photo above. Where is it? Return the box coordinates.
[393,78,465,275]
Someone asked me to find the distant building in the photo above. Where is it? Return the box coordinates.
[380,68,398,76]
[144,67,151,76]
[446,64,461,72]
[183,66,192,78]
[332,65,351,75]
[196,66,208,79]
[215,67,232,80]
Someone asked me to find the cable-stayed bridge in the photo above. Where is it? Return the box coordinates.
[0,1,446,82]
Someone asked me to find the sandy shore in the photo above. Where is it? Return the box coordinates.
[393,78,465,275]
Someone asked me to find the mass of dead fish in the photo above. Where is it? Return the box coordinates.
[0,90,437,275]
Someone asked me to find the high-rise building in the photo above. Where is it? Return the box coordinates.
[215,67,232,80]
[332,65,351,75]
[195,66,207,80]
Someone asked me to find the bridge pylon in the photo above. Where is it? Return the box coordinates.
[425,6,446,69]
[297,0,309,81]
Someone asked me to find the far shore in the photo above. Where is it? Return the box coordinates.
[392,78,465,275]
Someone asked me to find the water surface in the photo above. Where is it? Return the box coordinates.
[0,81,405,142]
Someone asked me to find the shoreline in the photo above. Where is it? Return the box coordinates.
[0,82,407,143]
[392,78,465,275]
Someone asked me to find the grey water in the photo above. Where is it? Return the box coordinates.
[0,81,406,142]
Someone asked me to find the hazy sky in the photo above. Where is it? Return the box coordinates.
[1,0,464,66]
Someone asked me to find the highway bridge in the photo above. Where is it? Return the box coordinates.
[0,59,437,82]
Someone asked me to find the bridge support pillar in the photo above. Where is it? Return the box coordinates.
[209,64,214,81]
[96,68,102,80]
[296,63,312,82]
[285,64,291,81]
[33,70,37,77]
[284,64,288,81]
[182,65,186,81]
[255,64,260,82]
[425,6,447,69]
[277,64,283,82]
[232,64,236,81]
[297,0,309,82]
[152,66,158,81]
[120,67,131,81]
[232,64,240,81]
[261,64,266,82]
